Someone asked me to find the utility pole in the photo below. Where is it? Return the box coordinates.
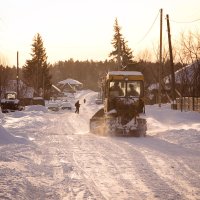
[37,57,39,95]
[0,66,1,102]
[17,51,19,99]
[166,14,176,109]
[158,8,163,107]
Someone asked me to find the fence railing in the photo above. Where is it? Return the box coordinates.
[176,97,200,112]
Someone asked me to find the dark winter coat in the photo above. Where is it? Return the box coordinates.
[75,101,80,108]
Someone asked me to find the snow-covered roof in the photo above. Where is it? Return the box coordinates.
[151,61,200,90]
[58,78,82,85]
[108,71,143,76]
[164,61,199,84]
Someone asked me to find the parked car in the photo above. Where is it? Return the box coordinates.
[95,98,103,105]
[32,97,45,106]
[60,102,72,110]
[47,103,59,111]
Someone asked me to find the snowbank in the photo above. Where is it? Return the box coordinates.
[25,105,48,112]
[0,110,3,119]
[146,103,200,133]
[146,103,200,151]
[0,125,28,145]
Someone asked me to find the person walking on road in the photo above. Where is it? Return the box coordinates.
[75,100,81,114]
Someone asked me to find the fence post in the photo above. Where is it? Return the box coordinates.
[192,97,194,111]
[181,97,183,112]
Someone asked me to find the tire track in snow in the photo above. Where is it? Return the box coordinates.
[34,108,105,198]
[94,137,156,199]
[137,148,200,200]
[37,132,107,199]
[71,135,152,199]
[114,137,200,200]
[72,152,107,200]
[95,151,144,199]
[91,137,179,199]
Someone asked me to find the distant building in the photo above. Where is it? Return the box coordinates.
[6,80,35,98]
[165,60,200,97]
[147,60,200,104]
[6,79,24,92]
[57,78,83,93]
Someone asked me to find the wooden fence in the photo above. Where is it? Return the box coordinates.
[176,97,200,112]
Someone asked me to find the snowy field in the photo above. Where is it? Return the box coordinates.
[0,90,200,200]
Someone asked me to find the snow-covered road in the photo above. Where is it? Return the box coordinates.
[0,90,200,200]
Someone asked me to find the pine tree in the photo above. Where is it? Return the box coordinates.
[23,33,52,98]
[109,18,134,69]
[121,38,134,66]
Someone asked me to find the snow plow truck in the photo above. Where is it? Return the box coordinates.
[90,71,147,137]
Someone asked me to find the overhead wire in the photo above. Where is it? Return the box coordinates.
[136,10,160,45]
[169,18,200,23]
[136,10,200,46]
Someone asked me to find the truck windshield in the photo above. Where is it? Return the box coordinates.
[109,81,125,98]
[109,81,143,98]
[127,81,141,97]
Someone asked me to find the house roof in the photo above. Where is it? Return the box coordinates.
[165,60,200,84]
[58,78,82,85]
[148,61,200,91]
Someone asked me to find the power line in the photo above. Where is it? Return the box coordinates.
[136,11,160,45]
[170,18,200,23]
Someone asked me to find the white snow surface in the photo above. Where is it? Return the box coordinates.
[0,90,200,200]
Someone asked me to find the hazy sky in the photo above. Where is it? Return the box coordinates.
[0,0,200,66]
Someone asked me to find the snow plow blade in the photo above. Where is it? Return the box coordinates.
[90,108,147,137]
[114,118,147,137]
[90,108,106,136]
